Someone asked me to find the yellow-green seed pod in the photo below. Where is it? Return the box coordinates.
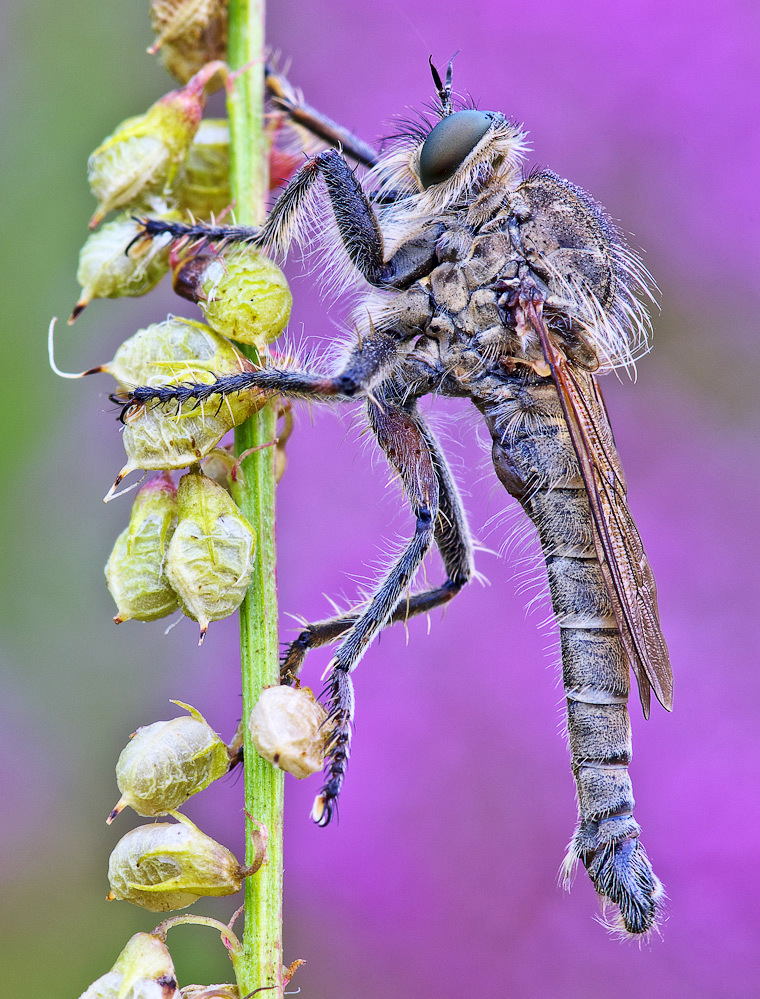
[107,812,244,912]
[78,931,179,999]
[118,396,259,480]
[87,62,224,228]
[172,119,231,219]
[176,249,292,348]
[71,210,180,322]
[249,685,329,779]
[107,317,248,390]
[105,473,179,624]
[106,318,264,480]
[109,701,230,823]
[165,470,255,642]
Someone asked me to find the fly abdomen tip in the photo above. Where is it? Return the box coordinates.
[592,836,664,935]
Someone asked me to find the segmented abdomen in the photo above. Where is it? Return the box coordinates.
[478,377,663,934]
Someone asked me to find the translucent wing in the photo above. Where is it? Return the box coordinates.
[532,306,673,717]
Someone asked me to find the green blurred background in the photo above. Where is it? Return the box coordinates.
[0,2,244,991]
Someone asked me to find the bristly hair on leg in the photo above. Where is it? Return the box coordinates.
[111,370,266,422]
[127,215,263,254]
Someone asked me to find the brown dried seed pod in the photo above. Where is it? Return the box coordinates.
[149,0,225,52]
[156,2,228,87]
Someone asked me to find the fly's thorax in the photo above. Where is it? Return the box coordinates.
[428,228,515,302]
[417,230,526,378]
[509,170,618,311]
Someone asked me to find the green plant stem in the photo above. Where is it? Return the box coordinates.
[226,2,285,997]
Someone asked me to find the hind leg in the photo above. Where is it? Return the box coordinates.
[301,398,473,823]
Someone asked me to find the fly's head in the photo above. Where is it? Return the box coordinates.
[371,56,529,212]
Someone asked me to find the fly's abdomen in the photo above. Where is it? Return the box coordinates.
[480,381,663,934]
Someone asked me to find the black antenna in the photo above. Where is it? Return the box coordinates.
[428,51,458,116]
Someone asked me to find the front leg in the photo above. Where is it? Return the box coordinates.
[136,150,442,288]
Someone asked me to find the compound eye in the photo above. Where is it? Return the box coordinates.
[419,110,494,189]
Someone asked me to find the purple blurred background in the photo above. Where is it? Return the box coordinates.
[2,1,759,996]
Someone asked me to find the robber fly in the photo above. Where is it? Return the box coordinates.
[119,59,673,935]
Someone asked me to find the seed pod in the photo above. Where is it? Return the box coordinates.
[78,931,179,999]
[107,812,244,912]
[117,389,259,481]
[87,62,224,228]
[171,119,231,220]
[170,114,306,216]
[71,210,180,322]
[149,0,225,53]
[106,317,246,389]
[154,1,228,85]
[105,473,179,624]
[249,685,329,779]
[173,249,291,348]
[165,470,256,641]
[105,318,264,481]
[109,701,231,823]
